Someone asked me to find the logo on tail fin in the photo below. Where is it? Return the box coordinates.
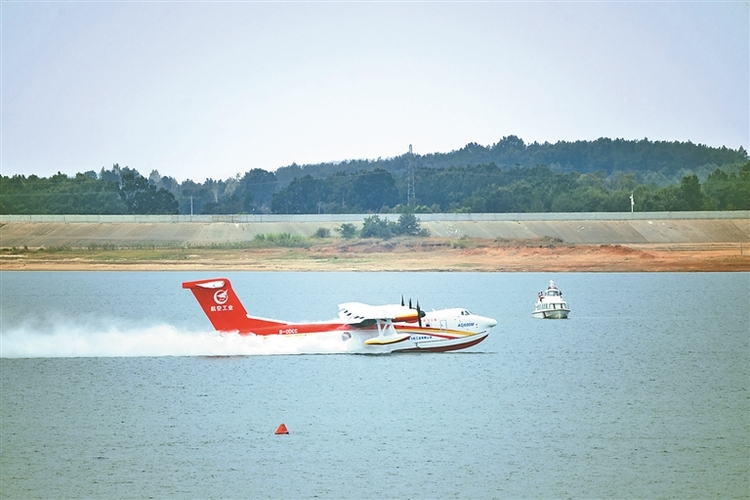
[214,289,228,305]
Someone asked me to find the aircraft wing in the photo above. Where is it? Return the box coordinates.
[338,302,420,324]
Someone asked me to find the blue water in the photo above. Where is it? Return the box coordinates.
[1,272,748,498]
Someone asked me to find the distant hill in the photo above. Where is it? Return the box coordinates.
[274,136,747,187]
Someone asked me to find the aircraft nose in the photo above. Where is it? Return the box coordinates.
[484,317,498,328]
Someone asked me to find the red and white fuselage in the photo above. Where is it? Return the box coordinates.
[183,278,497,353]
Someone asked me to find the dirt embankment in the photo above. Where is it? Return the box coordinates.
[1,238,748,272]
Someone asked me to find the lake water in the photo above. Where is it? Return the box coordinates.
[1,272,748,499]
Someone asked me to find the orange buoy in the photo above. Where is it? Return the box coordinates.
[275,423,289,435]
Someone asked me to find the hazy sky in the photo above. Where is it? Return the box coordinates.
[2,1,748,182]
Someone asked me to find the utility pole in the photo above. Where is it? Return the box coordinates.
[406,144,416,207]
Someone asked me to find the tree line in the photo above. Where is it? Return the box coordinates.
[274,136,747,188]
[1,138,748,215]
[267,162,750,214]
[1,166,178,215]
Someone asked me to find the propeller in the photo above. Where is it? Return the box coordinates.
[401,296,425,327]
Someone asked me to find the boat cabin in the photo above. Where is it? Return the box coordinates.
[535,301,568,311]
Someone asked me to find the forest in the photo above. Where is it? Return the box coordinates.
[1,137,748,215]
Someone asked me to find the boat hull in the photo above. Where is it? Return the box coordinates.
[532,309,569,319]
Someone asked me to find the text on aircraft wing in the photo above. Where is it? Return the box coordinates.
[338,302,420,324]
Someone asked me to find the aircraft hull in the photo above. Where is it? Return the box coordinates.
[391,331,490,353]
[348,328,490,353]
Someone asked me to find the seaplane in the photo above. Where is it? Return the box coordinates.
[183,278,497,353]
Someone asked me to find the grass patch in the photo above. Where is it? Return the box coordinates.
[188,233,312,250]
[493,236,565,248]
[250,232,310,248]
[450,236,490,249]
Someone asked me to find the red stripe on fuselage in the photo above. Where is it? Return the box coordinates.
[235,321,350,336]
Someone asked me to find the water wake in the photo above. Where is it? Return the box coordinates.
[0,322,364,358]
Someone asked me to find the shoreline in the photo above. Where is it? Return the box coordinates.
[2,242,748,272]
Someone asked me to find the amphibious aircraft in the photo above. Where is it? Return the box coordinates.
[182,278,497,353]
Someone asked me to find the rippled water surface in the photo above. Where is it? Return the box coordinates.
[1,272,748,498]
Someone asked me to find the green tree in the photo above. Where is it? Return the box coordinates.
[360,215,396,239]
[337,223,357,239]
[322,171,356,213]
[397,212,421,235]
[728,162,750,209]
[119,171,178,214]
[353,169,398,211]
[314,227,331,238]
[119,171,149,213]
[239,169,277,212]
[678,174,706,211]
[702,168,731,209]
[271,175,323,214]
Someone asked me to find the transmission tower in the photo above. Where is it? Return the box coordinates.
[406,144,416,207]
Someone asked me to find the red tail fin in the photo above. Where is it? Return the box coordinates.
[182,278,283,334]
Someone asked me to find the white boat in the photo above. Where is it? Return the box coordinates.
[532,280,570,319]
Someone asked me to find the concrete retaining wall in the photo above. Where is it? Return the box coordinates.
[1,212,748,247]
[2,211,748,223]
